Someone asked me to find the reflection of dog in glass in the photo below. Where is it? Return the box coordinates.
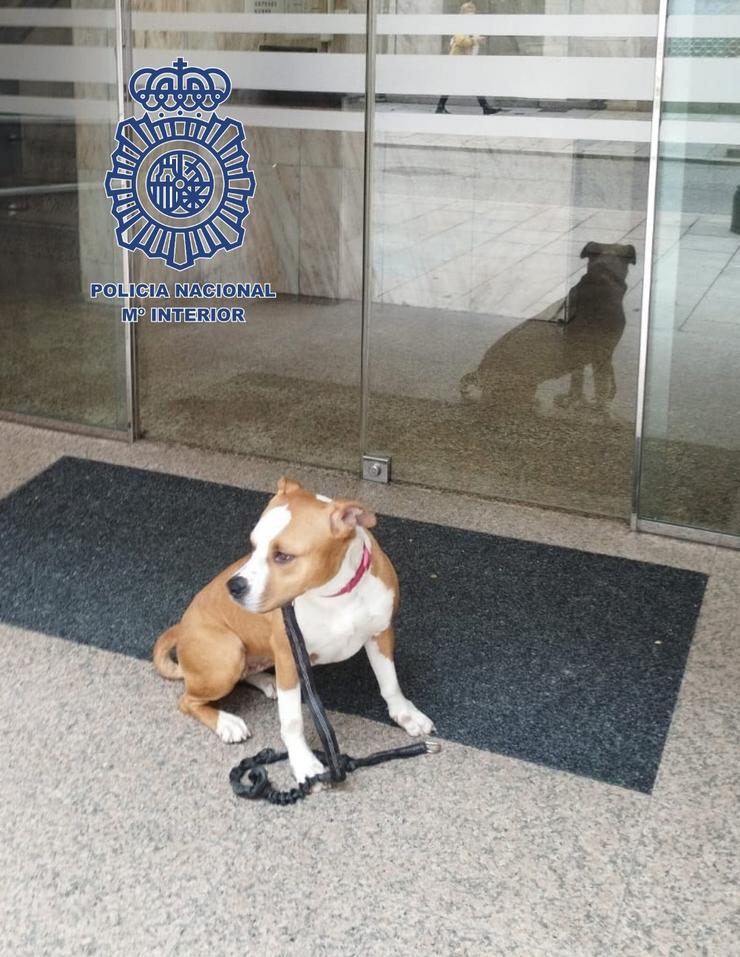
[460,242,637,413]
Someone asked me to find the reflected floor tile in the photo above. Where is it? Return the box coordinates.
[709,279,740,300]
[378,214,472,246]
[682,318,740,338]
[667,248,736,271]
[659,212,701,228]
[623,223,650,241]
[519,249,586,271]
[542,231,632,255]
[528,273,591,315]
[389,255,477,298]
[376,229,479,286]
[374,198,446,226]
[680,234,740,254]
[467,237,536,269]
[471,276,570,317]
[383,257,512,308]
[497,227,569,246]
[472,201,545,220]
[689,217,739,237]
[689,298,740,323]
[564,223,636,242]
[380,253,513,305]
[472,218,527,238]
[581,210,646,230]
[654,239,679,257]
[524,212,594,232]
[473,253,567,286]
[381,278,473,311]
[398,207,475,237]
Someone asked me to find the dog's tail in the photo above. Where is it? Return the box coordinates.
[153,625,183,680]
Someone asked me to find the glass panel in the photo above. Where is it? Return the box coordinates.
[639,2,740,536]
[367,3,657,518]
[0,2,128,431]
[132,2,366,471]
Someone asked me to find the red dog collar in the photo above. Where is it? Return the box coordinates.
[324,543,372,598]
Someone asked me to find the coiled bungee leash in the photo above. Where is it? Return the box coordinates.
[230,603,439,806]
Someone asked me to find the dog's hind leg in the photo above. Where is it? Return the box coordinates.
[177,628,251,743]
[244,671,277,699]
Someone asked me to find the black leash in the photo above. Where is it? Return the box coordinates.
[230,603,439,806]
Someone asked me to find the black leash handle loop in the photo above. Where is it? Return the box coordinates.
[229,742,438,806]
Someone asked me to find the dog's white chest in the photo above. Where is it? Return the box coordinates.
[294,573,394,664]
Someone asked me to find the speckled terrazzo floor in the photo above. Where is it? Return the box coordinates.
[0,420,737,957]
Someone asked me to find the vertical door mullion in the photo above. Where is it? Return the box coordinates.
[114,0,138,441]
[631,0,671,530]
[359,0,377,466]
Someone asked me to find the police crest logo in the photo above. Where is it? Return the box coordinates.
[104,58,256,271]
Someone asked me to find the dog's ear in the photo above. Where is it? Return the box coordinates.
[276,476,302,495]
[623,244,637,265]
[580,241,603,260]
[330,500,377,536]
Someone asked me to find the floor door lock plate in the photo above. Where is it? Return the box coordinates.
[362,454,391,484]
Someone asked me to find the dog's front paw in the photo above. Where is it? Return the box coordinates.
[391,700,436,737]
[291,752,326,790]
[215,711,251,744]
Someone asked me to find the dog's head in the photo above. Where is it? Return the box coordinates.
[580,242,637,286]
[227,477,376,613]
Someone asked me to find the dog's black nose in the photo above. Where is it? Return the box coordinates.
[227,576,249,600]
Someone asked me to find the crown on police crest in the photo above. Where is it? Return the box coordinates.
[129,58,232,113]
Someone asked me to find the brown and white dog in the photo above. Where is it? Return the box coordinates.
[153,477,434,785]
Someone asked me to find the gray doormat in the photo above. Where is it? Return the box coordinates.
[0,457,707,793]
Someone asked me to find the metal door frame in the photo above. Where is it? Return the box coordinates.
[115,0,139,443]
[0,0,136,443]
[629,0,740,550]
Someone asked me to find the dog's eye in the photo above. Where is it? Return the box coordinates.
[273,551,295,564]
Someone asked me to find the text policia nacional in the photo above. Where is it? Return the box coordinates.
[90,282,277,324]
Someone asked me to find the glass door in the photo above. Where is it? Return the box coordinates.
[636,1,740,540]
[364,2,658,518]
[0,1,130,433]
[131,2,367,472]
